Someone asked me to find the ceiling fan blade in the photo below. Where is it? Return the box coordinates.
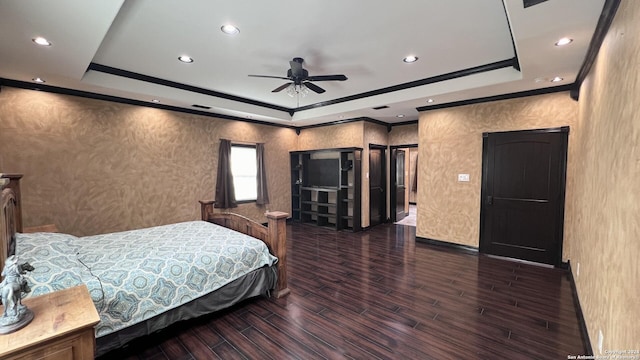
[304,82,325,94]
[307,74,348,81]
[289,58,304,78]
[272,83,292,92]
[249,75,291,80]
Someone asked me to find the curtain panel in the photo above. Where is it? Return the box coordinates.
[214,139,237,208]
[256,143,270,205]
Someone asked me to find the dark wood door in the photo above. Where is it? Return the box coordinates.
[480,128,568,266]
[369,147,386,227]
[394,149,406,221]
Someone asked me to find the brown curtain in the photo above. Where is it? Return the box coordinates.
[412,154,418,192]
[256,143,270,205]
[214,139,237,209]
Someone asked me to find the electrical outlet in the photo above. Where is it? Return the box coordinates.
[457,173,470,182]
[598,329,604,354]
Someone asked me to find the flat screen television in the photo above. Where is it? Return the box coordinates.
[304,158,339,188]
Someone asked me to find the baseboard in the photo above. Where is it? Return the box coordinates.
[415,236,479,255]
[566,260,593,355]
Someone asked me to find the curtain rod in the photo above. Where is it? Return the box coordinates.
[225,139,263,146]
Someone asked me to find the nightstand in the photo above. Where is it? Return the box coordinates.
[0,285,100,359]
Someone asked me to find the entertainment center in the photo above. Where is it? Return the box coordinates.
[290,148,362,231]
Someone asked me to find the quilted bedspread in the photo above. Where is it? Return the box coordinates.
[15,221,277,337]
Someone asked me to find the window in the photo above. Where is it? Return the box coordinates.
[230,144,257,201]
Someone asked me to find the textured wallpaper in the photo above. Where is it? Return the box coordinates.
[417,92,579,248]
[565,0,640,350]
[296,121,363,150]
[0,88,297,236]
[389,123,419,146]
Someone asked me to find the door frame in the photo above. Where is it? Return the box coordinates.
[479,126,569,266]
[369,144,388,226]
[390,144,418,223]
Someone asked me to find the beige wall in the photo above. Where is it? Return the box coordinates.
[296,121,363,150]
[389,123,418,146]
[0,87,297,236]
[417,92,579,248]
[565,0,640,350]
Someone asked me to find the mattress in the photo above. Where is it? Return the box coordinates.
[16,220,277,338]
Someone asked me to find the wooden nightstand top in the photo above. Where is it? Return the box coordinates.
[0,285,100,357]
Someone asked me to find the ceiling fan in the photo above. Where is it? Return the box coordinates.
[249,57,347,95]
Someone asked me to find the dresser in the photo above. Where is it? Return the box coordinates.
[0,285,100,360]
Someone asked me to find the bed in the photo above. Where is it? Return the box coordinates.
[0,174,289,356]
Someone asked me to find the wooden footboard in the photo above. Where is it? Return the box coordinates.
[199,201,290,298]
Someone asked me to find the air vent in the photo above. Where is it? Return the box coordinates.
[372,105,389,110]
[192,104,211,109]
[523,0,547,8]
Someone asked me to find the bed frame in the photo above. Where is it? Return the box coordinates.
[199,200,290,298]
[0,174,289,298]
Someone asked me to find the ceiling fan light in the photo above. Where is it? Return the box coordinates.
[286,83,310,98]
[221,25,240,35]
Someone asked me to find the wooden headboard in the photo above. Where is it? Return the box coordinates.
[0,175,21,275]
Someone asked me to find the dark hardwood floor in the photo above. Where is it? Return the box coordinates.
[98,223,587,359]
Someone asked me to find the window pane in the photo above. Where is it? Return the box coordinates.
[231,146,257,201]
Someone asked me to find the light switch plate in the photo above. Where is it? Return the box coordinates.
[458,174,470,182]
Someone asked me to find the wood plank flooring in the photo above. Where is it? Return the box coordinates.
[98,223,587,359]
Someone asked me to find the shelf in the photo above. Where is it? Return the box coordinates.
[291,148,361,232]
[301,186,339,192]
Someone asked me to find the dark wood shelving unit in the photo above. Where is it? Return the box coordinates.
[290,148,361,231]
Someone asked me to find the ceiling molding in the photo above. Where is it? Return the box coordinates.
[88,63,292,114]
[416,83,574,112]
[390,120,419,127]
[501,2,521,72]
[0,78,297,129]
[89,58,518,119]
[523,0,548,8]
[572,0,621,100]
[294,58,518,112]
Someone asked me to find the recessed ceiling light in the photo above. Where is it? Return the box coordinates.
[551,76,564,82]
[221,25,240,35]
[403,55,418,63]
[32,77,45,83]
[555,37,573,46]
[178,55,194,63]
[32,37,51,46]
[396,114,405,118]
[426,98,434,103]
[151,99,160,103]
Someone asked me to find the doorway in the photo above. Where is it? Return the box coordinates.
[390,144,418,224]
[369,145,386,227]
[479,127,569,266]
